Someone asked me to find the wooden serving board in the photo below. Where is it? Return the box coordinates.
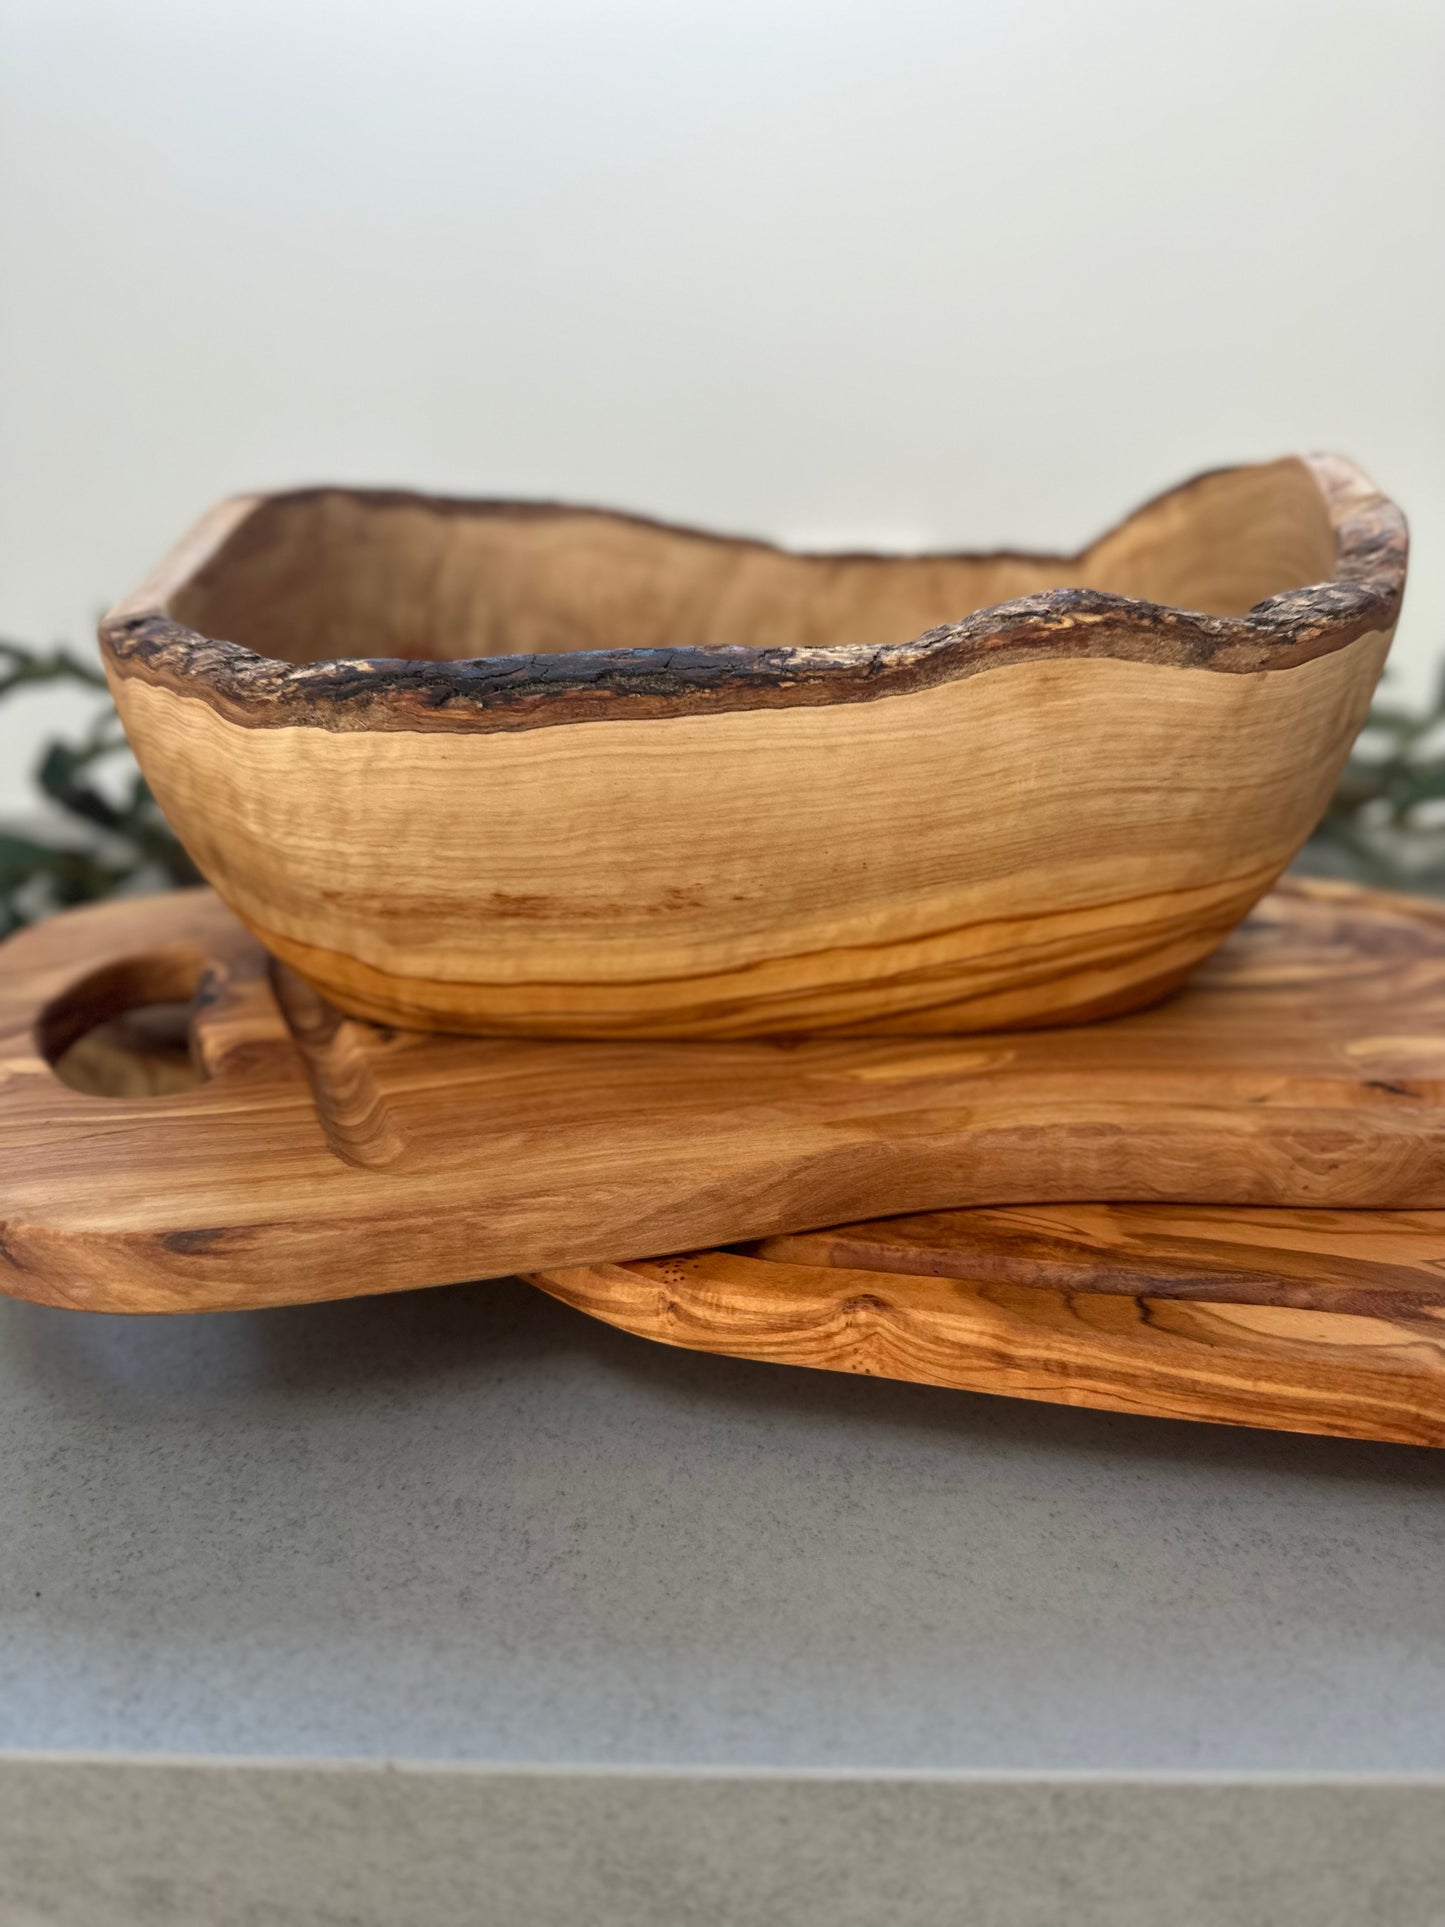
[528,1204,1445,1447]
[6,879,1445,1313]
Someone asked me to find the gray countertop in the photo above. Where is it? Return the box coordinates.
[2,1274,1443,1924]
[2,1274,1442,1772]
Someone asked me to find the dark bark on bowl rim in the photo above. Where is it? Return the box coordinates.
[99,452,1408,737]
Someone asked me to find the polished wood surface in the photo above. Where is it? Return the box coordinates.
[753,1204,1445,1320]
[528,1228,1445,1448]
[100,457,1404,1038]
[5,878,1445,1313]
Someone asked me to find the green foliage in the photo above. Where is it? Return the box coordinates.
[0,637,109,700]
[0,638,199,937]
[1305,673,1445,894]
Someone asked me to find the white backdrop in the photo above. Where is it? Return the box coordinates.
[2,0,1442,809]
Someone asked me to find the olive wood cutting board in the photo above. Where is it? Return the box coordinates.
[528,1204,1445,1447]
[6,878,1445,1313]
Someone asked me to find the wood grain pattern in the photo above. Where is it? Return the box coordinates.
[526,1246,1445,1447]
[267,961,407,1170]
[99,456,1405,1038]
[6,878,1445,1314]
[752,1205,1445,1319]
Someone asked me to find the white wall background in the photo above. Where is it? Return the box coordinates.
[1,0,1442,811]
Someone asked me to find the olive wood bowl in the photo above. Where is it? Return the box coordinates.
[100,454,1406,1038]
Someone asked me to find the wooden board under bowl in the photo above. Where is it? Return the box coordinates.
[5,878,1445,1313]
[527,1204,1445,1447]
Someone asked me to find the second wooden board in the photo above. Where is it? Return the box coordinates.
[528,1205,1445,1446]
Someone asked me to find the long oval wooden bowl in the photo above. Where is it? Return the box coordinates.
[101,455,1405,1038]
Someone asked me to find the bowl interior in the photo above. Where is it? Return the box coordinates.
[169,458,1338,666]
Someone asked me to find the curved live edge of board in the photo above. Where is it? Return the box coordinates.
[95,456,1405,1039]
[6,880,1445,1320]
[522,1247,1445,1449]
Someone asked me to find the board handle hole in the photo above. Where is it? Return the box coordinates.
[39,950,206,1098]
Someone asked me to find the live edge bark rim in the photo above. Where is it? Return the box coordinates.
[99,452,1406,737]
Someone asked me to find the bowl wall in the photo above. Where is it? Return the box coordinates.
[101,456,1404,1037]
